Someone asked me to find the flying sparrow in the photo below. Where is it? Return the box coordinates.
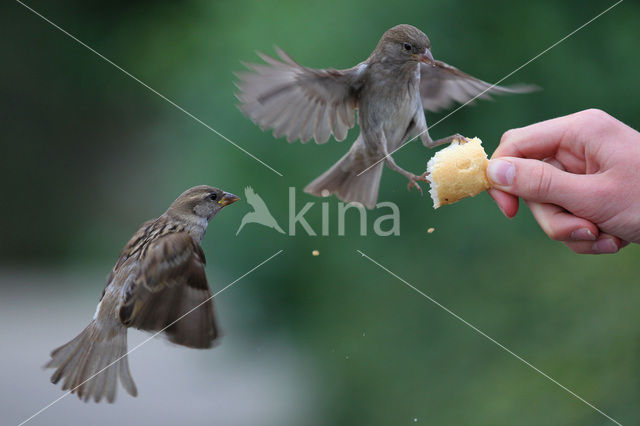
[236,24,536,208]
[46,185,240,402]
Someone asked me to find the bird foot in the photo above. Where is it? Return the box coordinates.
[407,172,430,193]
[454,134,470,144]
[425,133,470,148]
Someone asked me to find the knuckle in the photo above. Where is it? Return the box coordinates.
[576,108,612,130]
[531,163,553,199]
[580,176,611,214]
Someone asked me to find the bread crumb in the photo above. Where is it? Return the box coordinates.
[312,250,320,256]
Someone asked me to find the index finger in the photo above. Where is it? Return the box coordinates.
[493,112,584,160]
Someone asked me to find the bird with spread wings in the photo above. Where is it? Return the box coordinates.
[237,24,537,208]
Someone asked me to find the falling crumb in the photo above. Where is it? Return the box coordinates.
[321,189,330,197]
[312,250,320,256]
[427,227,435,234]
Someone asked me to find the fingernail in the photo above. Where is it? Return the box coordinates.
[487,159,515,186]
[570,228,596,241]
[592,239,618,254]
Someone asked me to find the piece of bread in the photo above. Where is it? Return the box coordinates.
[426,137,491,208]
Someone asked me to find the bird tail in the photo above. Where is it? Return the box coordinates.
[304,152,384,209]
[46,320,137,403]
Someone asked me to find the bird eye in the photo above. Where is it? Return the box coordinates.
[209,193,218,201]
[403,43,412,51]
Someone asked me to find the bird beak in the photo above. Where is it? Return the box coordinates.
[218,192,240,206]
[417,48,435,66]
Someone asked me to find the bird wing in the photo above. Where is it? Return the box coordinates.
[118,232,218,349]
[419,60,538,112]
[244,186,258,205]
[245,186,271,213]
[236,47,366,144]
[246,190,270,214]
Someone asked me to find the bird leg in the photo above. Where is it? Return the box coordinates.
[383,155,428,194]
[369,127,429,193]
[421,132,469,148]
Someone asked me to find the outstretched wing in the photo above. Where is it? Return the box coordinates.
[236,47,366,144]
[419,60,538,112]
[244,187,270,214]
[244,186,259,206]
[118,232,218,349]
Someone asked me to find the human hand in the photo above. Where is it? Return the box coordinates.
[487,109,640,254]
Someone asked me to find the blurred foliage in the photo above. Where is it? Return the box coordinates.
[1,0,639,424]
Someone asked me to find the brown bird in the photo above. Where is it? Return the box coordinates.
[236,24,536,208]
[46,185,240,402]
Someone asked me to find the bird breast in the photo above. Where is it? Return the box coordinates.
[360,62,421,148]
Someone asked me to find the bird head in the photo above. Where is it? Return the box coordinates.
[372,24,434,66]
[167,185,240,222]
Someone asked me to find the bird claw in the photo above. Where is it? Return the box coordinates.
[407,172,430,194]
[454,134,470,144]
[407,180,422,193]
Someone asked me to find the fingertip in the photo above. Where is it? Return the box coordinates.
[488,188,519,218]
[592,234,622,254]
[569,227,598,241]
[525,200,598,242]
[565,234,623,255]
[498,128,518,148]
[492,129,523,160]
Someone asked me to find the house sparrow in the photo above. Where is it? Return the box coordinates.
[46,185,239,402]
[236,24,536,208]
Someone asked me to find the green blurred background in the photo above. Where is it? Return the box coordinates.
[2,0,639,425]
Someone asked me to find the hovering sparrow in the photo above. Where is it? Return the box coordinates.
[46,185,239,402]
[236,24,536,208]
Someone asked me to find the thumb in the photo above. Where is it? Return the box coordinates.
[487,157,593,208]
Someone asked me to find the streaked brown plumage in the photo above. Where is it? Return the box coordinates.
[46,185,239,402]
[236,24,537,208]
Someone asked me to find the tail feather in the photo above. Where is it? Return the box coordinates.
[46,320,137,403]
[304,152,384,209]
[118,355,137,398]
